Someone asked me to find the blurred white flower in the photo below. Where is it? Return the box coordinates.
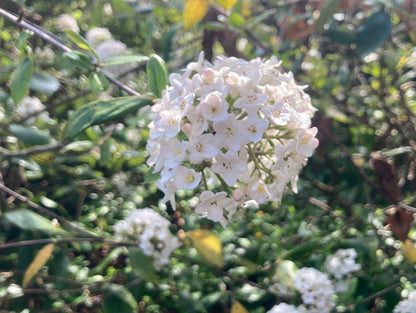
[15,96,54,124]
[325,248,361,280]
[266,303,305,313]
[85,27,113,48]
[114,208,180,269]
[55,14,79,33]
[293,267,335,313]
[394,290,416,313]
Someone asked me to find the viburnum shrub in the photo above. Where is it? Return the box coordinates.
[146,53,319,226]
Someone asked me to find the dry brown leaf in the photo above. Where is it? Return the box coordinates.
[386,209,413,241]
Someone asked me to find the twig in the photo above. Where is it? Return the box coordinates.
[0,7,141,97]
[0,237,137,250]
[0,182,97,237]
[0,142,64,160]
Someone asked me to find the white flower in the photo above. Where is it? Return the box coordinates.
[185,134,219,163]
[86,27,113,48]
[394,290,416,313]
[293,267,335,313]
[146,52,318,222]
[114,208,180,269]
[195,191,233,222]
[213,114,245,151]
[15,96,54,124]
[266,303,305,313]
[55,14,79,33]
[199,91,229,121]
[325,248,361,280]
[173,166,201,190]
[212,150,247,186]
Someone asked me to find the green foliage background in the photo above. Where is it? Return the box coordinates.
[1,0,416,312]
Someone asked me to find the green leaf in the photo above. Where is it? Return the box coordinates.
[127,247,158,284]
[62,96,152,140]
[355,10,392,57]
[315,0,342,34]
[10,58,33,104]
[9,124,51,146]
[102,284,138,313]
[100,55,149,66]
[89,72,109,93]
[65,29,100,62]
[147,54,168,98]
[62,51,94,71]
[228,12,245,28]
[22,244,55,288]
[28,72,60,95]
[3,209,66,234]
[326,28,355,45]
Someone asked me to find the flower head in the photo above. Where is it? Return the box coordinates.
[146,52,318,225]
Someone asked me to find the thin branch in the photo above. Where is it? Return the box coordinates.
[0,182,97,237]
[0,237,137,250]
[0,142,65,160]
[0,7,141,97]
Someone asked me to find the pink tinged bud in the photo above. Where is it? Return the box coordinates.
[232,189,243,201]
[181,122,192,137]
[203,68,215,84]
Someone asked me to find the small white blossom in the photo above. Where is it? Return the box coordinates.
[85,27,113,48]
[266,303,306,313]
[325,248,361,280]
[114,208,180,269]
[15,96,54,124]
[195,191,233,222]
[212,150,247,186]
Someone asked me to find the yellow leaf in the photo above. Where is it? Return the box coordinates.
[30,152,54,165]
[217,0,238,10]
[184,229,223,267]
[403,239,416,263]
[231,301,249,313]
[22,243,55,288]
[183,0,210,30]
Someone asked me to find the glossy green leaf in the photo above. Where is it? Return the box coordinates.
[62,96,152,140]
[62,51,94,71]
[102,284,138,313]
[228,12,245,28]
[3,209,66,234]
[147,54,168,98]
[28,72,60,95]
[10,57,33,104]
[65,29,100,62]
[355,10,392,57]
[89,72,109,93]
[100,54,148,66]
[316,0,342,34]
[9,124,51,146]
[127,247,158,284]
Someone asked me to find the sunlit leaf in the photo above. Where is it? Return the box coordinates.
[183,0,209,30]
[65,29,100,62]
[100,55,148,66]
[22,244,55,288]
[218,0,238,10]
[231,301,249,313]
[89,71,109,93]
[184,229,223,267]
[147,54,168,98]
[10,57,33,104]
[62,51,94,71]
[3,209,67,234]
[62,96,152,140]
[403,239,416,263]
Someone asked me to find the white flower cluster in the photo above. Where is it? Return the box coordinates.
[55,14,79,33]
[15,96,54,125]
[113,208,180,269]
[292,267,335,313]
[325,248,361,280]
[267,303,306,313]
[146,53,318,225]
[394,291,416,313]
